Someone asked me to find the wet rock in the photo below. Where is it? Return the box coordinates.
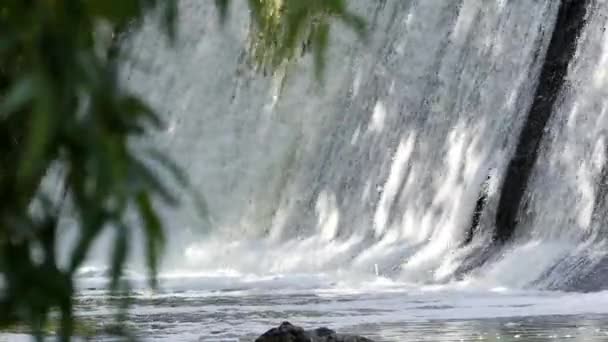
[495,0,590,245]
[255,322,375,342]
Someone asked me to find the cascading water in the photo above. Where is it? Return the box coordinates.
[484,1,608,291]
[117,0,605,292]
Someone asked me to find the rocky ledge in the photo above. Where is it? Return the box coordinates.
[255,322,374,342]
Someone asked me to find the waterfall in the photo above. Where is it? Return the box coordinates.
[483,1,608,291]
[119,0,608,290]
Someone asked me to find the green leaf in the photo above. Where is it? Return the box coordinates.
[0,75,35,118]
[121,95,164,130]
[341,12,367,39]
[136,192,164,288]
[110,224,129,292]
[146,148,209,222]
[162,1,178,42]
[130,157,178,205]
[246,0,264,26]
[68,214,104,274]
[146,148,189,188]
[0,36,15,54]
[18,79,55,188]
[312,22,329,83]
[215,0,230,24]
[86,0,141,26]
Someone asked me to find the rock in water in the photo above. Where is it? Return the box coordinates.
[255,322,308,342]
[255,322,375,342]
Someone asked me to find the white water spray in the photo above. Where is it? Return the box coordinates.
[118,0,608,290]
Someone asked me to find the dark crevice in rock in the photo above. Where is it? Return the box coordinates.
[494,0,590,244]
[464,173,491,245]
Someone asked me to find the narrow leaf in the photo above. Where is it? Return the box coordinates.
[136,192,164,288]
[0,75,34,117]
[215,0,230,24]
[110,224,128,292]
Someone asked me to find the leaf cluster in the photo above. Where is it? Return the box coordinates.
[216,0,365,80]
[0,0,178,340]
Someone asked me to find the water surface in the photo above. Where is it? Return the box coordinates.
[67,273,608,341]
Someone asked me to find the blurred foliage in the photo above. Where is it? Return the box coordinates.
[0,0,363,340]
[217,0,365,80]
[0,1,181,340]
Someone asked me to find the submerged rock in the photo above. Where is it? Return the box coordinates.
[255,322,374,342]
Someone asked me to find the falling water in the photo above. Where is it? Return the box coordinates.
[482,1,608,291]
[117,0,608,292]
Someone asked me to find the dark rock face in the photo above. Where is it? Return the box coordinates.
[494,0,590,244]
[255,322,375,342]
[464,173,491,245]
